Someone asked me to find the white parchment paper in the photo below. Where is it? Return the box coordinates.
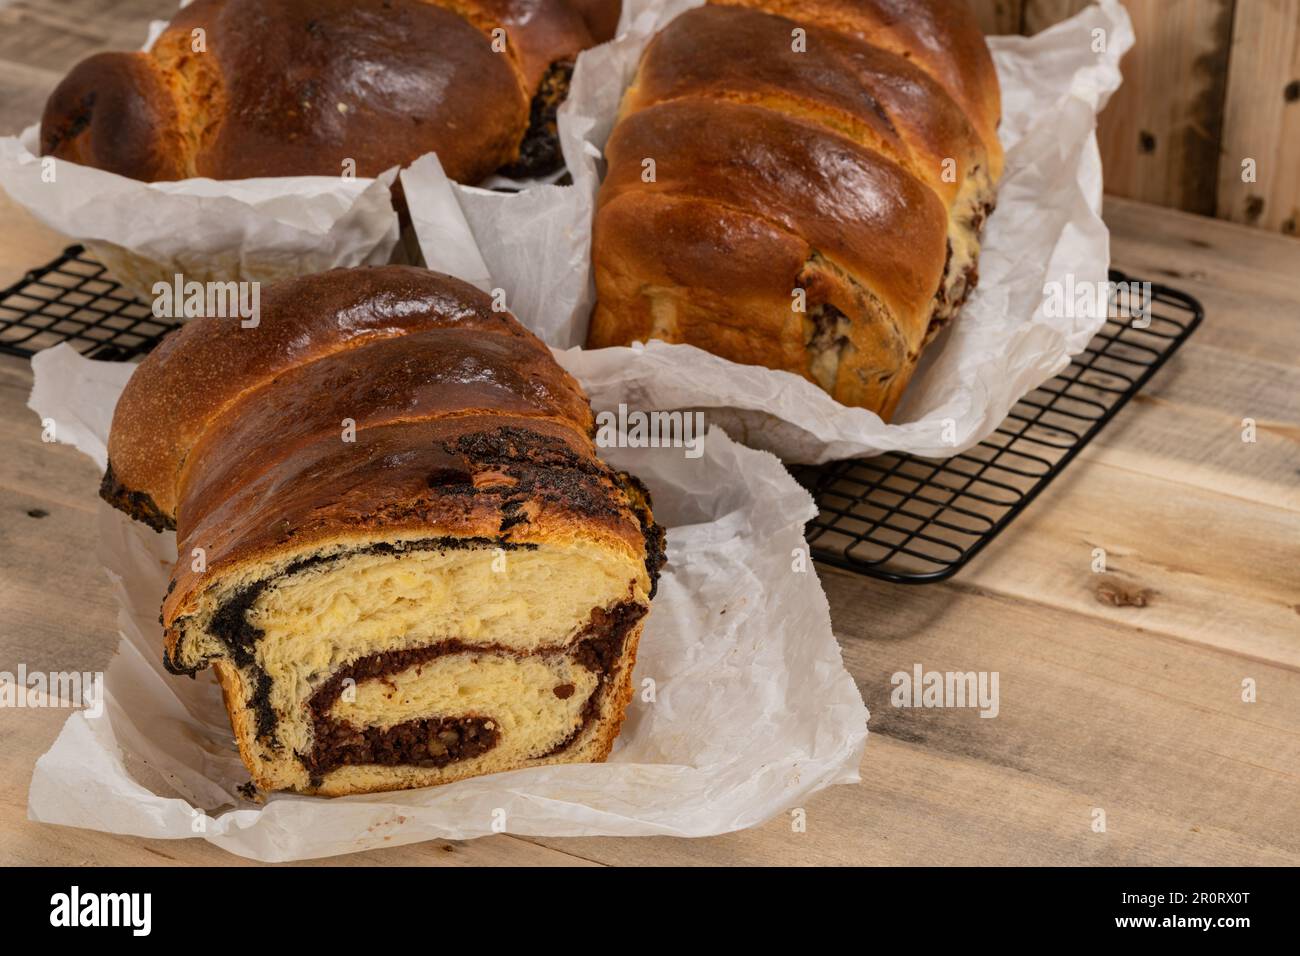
[0,127,401,302]
[0,2,402,301]
[26,344,867,862]
[407,0,1135,463]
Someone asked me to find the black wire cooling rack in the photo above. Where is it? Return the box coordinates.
[793,271,1203,582]
[0,247,1202,583]
[0,245,170,360]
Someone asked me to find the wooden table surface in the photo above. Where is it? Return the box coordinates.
[1,0,1298,867]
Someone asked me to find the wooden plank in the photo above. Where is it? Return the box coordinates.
[1216,0,1300,235]
[1054,208,1300,509]
[967,0,1024,36]
[1106,196,1300,366]
[0,0,176,72]
[0,57,62,135]
[526,570,1300,865]
[0,0,176,129]
[961,459,1300,666]
[1080,350,1300,514]
[0,421,106,517]
[1027,0,1237,217]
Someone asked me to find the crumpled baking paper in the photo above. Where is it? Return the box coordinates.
[26,344,867,862]
[0,3,401,300]
[408,0,1135,462]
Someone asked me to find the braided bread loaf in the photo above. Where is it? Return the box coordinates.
[102,266,664,796]
[41,0,621,184]
[587,0,1003,419]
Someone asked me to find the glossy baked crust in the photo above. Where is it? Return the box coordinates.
[40,0,618,183]
[568,0,625,41]
[101,266,664,795]
[587,0,1003,419]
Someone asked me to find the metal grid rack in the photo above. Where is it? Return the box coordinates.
[793,270,1203,582]
[0,249,1202,583]
[0,245,172,360]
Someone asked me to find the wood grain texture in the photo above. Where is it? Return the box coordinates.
[1019,0,1300,238]
[1033,0,1236,216]
[1105,196,1300,363]
[1216,0,1300,236]
[535,567,1300,866]
[0,0,177,132]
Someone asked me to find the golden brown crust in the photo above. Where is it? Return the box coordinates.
[567,0,623,42]
[590,95,948,414]
[716,0,1002,174]
[213,661,262,788]
[39,52,188,181]
[106,265,593,524]
[40,0,607,183]
[600,98,948,325]
[162,416,649,631]
[588,618,641,760]
[587,0,1002,418]
[465,0,597,91]
[104,265,660,796]
[623,4,988,208]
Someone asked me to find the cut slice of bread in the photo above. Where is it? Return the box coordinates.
[102,266,664,795]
